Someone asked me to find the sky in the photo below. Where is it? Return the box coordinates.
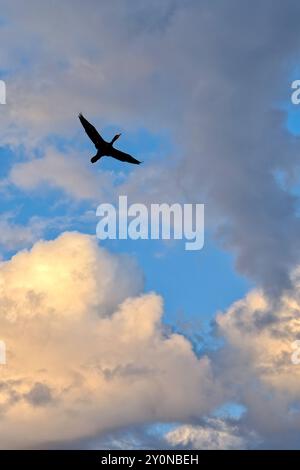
[1,0,300,449]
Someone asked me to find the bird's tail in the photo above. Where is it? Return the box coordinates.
[91,152,101,164]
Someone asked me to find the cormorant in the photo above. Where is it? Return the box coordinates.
[78,114,141,165]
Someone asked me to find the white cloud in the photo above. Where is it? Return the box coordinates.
[0,210,99,252]
[0,232,220,448]
[9,147,115,201]
[1,231,300,448]
[0,213,43,251]
[216,286,300,396]
[165,419,249,450]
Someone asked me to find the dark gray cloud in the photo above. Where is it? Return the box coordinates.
[169,0,300,294]
[24,382,53,407]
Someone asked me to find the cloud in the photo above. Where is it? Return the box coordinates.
[0,231,143,320]
[0,213,44,252]
[0,210,99,253]
[216,285,300,396]
[24,382,54,407]
[1,231,300,448]
[212,270,300,447]
[156,273,300,450]
[1,0,300,449]
[165,418,250,450]
[0,0,300,291]
[9,147,115,201]
[0,232,220,449]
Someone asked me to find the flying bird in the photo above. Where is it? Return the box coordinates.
[78,114,142,165]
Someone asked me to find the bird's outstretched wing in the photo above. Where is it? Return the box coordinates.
[78,114,105,148]
[109,147,142,165]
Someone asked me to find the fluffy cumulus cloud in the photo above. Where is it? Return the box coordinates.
[0,232,300,449]
[213,276,300,447]
[0,232,221,449]
[159,275,300,450]
[1,231,300,449]
[217,287,300,400]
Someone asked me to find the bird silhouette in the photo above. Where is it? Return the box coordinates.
[78,114,142,165]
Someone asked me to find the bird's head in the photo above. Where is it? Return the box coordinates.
[111,133,122,145]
